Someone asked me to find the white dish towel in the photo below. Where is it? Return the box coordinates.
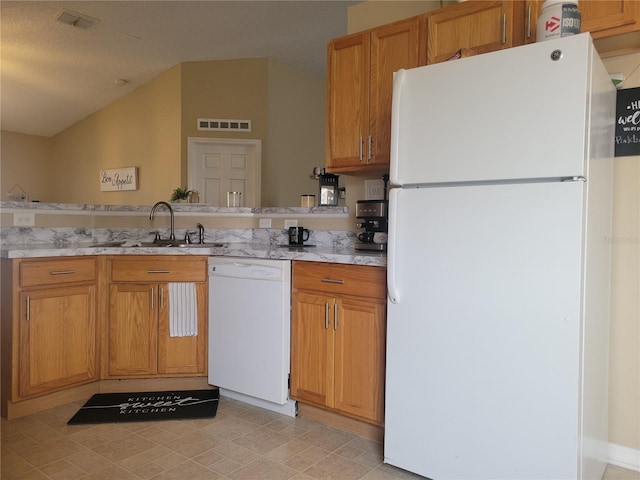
[168,282,198,337]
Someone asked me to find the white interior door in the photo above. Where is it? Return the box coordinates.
[188,138,261,207]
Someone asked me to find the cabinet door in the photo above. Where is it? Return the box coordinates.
[427,1,521,64]
[19,285,96,397]
[326,32,369,169]
[157,282,207,374]
[333,296,386,424]
[369,18,421,167]
[109,283,157,376]
[580,1,638,38]
[290,291,334,407]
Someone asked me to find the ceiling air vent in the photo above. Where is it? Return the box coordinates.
[197,118,252,132]
[56,10,97,30]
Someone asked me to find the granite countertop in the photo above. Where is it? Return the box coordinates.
[0,242,387,267]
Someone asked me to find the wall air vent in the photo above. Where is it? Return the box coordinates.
[197,118,252,132]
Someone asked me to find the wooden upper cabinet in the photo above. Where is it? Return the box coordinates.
[326,32,369,170]
[369,19,422,167]
[326,17,421,173]
[580,1,639,39]
[426,1,525,64]
[525,0,639,44]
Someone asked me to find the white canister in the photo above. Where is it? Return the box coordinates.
[536,1,581,42]
[226,191,242,207]
[300,195,315,207]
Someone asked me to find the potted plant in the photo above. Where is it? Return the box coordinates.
[170,186,192,203]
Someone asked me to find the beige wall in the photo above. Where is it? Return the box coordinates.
[347,0,452,33]
[49,65,182,205]
[265,60,326,206]
[0,58,325,207]
[178,58,325,207]
[179,58,268,201]
[0,131,53,202]
[602,54,640,453]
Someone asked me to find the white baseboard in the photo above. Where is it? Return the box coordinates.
[608,443,640,472]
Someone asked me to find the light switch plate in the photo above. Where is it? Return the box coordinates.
[284,219,297,228]
[259,218,272,228]
[14,213,35,226]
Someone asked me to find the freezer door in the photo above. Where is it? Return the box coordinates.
[385,182,587,479]
[390,34,605,185]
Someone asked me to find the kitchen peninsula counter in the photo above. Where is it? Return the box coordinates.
[1,201,386,266]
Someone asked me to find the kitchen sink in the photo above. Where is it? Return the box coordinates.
[173,242,226,248]
[90,241,225,248]
[90,241,129,247]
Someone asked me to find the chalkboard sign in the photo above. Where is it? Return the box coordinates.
[615,87,640,157]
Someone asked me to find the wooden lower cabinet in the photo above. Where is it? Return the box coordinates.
[1,254,209,419]
[108,283,157,376]
[290,261,386,425]
[107,256,207,378]
[19,284,97,397]
[157,283,207,375]
[1,257,98,417]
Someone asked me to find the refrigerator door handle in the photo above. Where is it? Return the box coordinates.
[389,69,406,186]
[387,188,400,304]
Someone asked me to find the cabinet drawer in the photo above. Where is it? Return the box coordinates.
[110,256,207,282]
[293,261,386,299]
[20,258,97,287]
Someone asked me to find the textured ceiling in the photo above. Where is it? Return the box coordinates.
[1,1,357,137]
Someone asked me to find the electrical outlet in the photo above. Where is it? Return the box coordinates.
[284,219,297,228]
[14,213,35,226]
[259,218,272,228]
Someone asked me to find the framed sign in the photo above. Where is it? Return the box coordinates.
[615,87,640,157]
[99,167,138,191]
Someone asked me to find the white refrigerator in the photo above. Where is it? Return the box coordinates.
[384,33,615,480]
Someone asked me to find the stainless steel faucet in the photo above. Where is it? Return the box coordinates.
[149,201,175,241]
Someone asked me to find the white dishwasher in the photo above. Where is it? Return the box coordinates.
[208,257,296,416]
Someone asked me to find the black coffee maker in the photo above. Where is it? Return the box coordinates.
[355,200,388,251]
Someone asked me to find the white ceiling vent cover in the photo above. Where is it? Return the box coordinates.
[56,10,97,30]
[198,118,251,132]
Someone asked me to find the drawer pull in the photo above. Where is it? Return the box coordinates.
[147,270,171,274]
[321,278,344,284]
[50,270,75,275]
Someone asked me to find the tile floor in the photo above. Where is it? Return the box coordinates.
[1,397,638,480]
